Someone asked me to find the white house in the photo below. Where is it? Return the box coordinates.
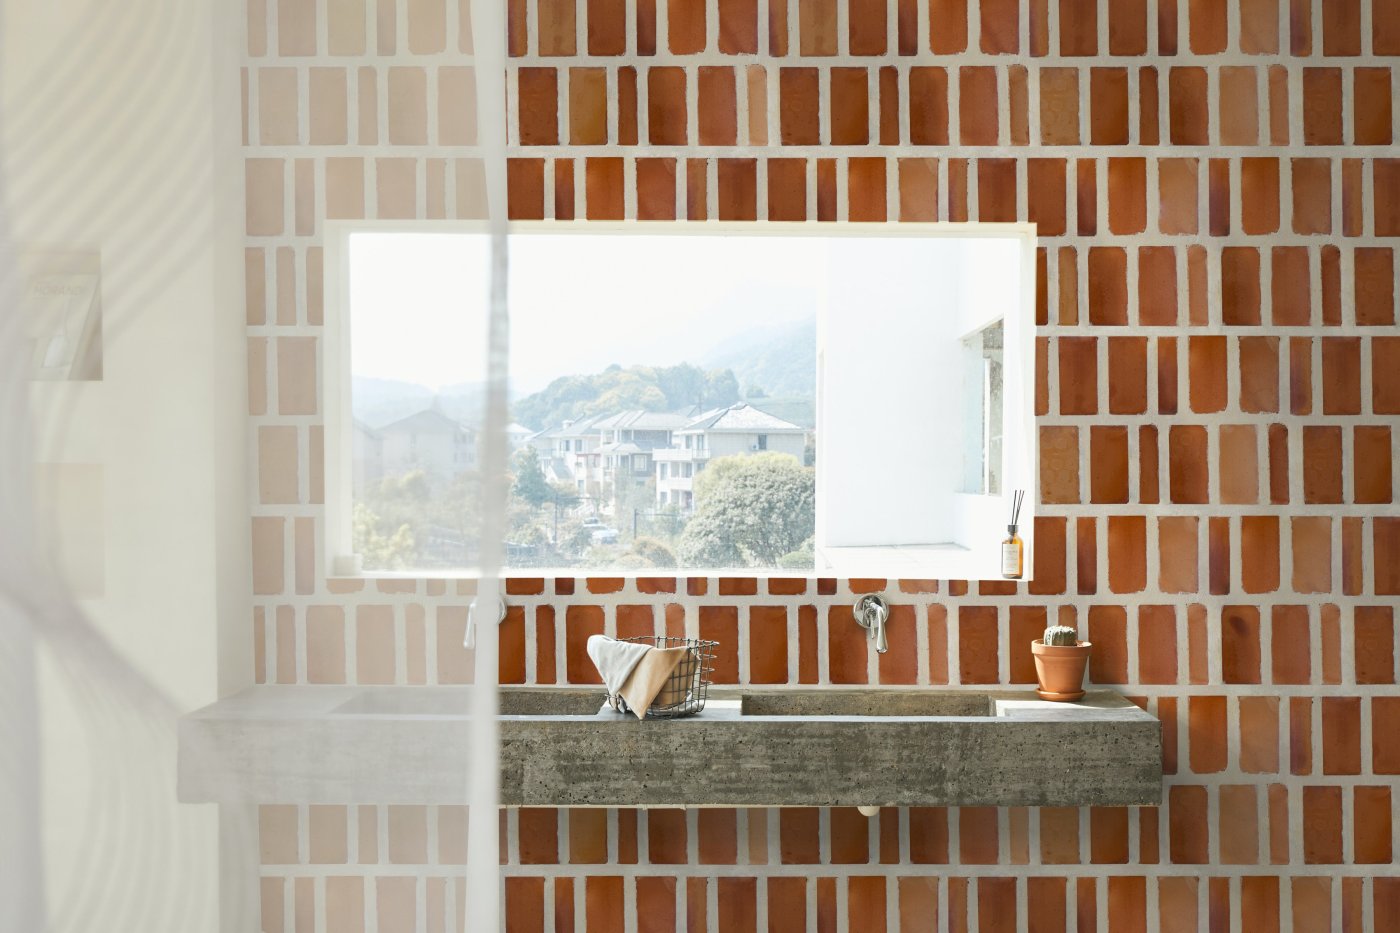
[377,408,477,480]
[654,403,807,510]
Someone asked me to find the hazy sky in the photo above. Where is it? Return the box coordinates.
[349,231,823,395]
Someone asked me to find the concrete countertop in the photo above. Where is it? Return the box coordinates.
[178,685,1161,808]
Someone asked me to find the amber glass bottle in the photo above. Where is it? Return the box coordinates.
[1001,524,1024,579]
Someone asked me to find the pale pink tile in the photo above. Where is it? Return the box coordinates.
[245,248,266,325]
[258,67,299,144]
[310,68,349,144]
[245,159,284,235]
[327,0,367,54]
[294,877,315,933]
[248,0,268,55]
[276,336,317,415]
[326,157,366,219]
[358,67,379,144]
[253,607,267,683]
[306,606,346,684]
[252,516,285,595]
[427,878,447,933]
[378,877,417,933]
[454,158,487,218]
[356,605,396,684]
[405,603,427,684]
[408,0,446,52]
[387,67,428,144]
[438,806,468,864]
[388,805,428,863]
[324,877,364,933]
[306,247,324,324]
[276,605,297,683]
[275,245,297,325]
[377,0,398,53]
[308,424,325,504]
[294,159,315,236]
[259,804,299,864]
[376,158,417,218]
[456,0,472,50]
[260,877,284,933]
[278,0,318,54]
[309,805,349,863]
[426,157,447,218]
[248,337,268,416]
[437,66,477,145]
[436,606,472,684]
[294,517,316,595]
[358,806,379,863]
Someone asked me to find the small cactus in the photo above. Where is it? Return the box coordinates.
[1042,624,1080,647]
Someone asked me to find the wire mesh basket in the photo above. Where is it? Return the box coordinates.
[606,635,717,719]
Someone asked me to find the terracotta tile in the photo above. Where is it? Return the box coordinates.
[1087,806,1128,864]
[1028,516,1067,597]
[878,605,919,684]
[503,158,544,219]
[908,67,949,144]
[1237,696,1280,774]
[565,606,604,684]
[898,158,938,220]
[1321,604,1343,683]
[1318,337,1361,415]
[777,808,820,864]
[1132,604,1175,685]
[1352,69,1392,147]
[1187,336,1227,414]
[1085,605,1125,684]
[1321,0,1360,53]
[849,158,888,221]
[898,877,938,931]
[1156,158,1197,234]
[826,807,870,865]
[1284,516,1331,595]
[1188,696,1227,773]
[584,157,623,219]
[1024,158,1066,236]
[1353,247,1394,327]
[927,0,968,52]
[1221,606,1262,683]
[1241,516,1280,594]
[977,158,1015,222]
[1168,785,1208,863]
[516,69,559,145]
[697,809,737,864]
[1058,0,1096,53]
[1284,158,1331,235]
[1143,425,1163,502]
[1218,424,1259,505]
[1302,426,1342,504]
[1375,336,1400,414]
[1039,67,1079,145]
[958,606,998,684]
[648,67,687,145]
[1155,517,1197,594]
[1303,68,1343,144]
[667,0,706,51]
[1036,427,1079,507]
[1219,67,1260,146]
[1167,426,1207,504]
[927,606,950,684]
[1322,697,1361,775]
[1086,247,1127,324]
[630,158,673,220]
[1168,67,1208,144]
[955,808,996,864]
[693,67,738,146]
[717,158,757,220]
[824,604,868,684]
[1076,517,1098,595]
[947,157,968,221]
[959,67,998,145]
[1238,336,1279,413]
[1303,786,1343,863]
[585,0,625,52]
[1355,605,1396,686]
[1136,247,1176,326]
[766,878,806,933]
[1353,786,1392,864]
[697,606,738,683]
[1075,158,1097,235]
[582,876,624,933]
[1057,337,1097,415]
[633,877,675,933]
[1089,68,1128,145]
[1087,426,1128,504]
[777,68,820,145]
[746,603,788,682]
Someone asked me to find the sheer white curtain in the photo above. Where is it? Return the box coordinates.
[0,0,511,928]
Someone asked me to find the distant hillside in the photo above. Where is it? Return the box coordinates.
[352,377,486,428]
[511,363,741,432]
[701,317,815,400]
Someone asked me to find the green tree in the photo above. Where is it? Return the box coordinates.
[678,453,814,567]
[703,368,741,407]
[511,445,552,507]
[352,501,417,569]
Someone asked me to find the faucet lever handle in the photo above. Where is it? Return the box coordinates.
[853,594,890,654]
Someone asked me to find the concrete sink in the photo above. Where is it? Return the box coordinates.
[180,685,1161,808]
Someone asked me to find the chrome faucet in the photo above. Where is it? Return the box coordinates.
[853,594,890,654]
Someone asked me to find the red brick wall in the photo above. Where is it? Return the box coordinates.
[247,0,1400,928]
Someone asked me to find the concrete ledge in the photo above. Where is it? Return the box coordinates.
[179,686,1161,808]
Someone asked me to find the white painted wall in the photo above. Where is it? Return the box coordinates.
[2,0,248,928]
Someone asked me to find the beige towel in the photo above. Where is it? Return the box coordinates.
[618,646,691,719]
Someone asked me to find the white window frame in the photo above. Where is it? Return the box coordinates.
[322,220,1038,579]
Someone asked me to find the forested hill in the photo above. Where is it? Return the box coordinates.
[511,363,740,431]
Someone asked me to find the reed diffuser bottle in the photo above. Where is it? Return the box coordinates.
[1001,489,1025,579]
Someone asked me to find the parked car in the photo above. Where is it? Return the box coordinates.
[580,516,619,545]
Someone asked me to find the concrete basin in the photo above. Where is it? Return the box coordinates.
[179,685,1161,808]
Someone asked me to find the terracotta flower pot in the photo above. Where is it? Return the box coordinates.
[1031,640,1092,702]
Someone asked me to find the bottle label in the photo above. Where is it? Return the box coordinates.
[1001,542,1020,577]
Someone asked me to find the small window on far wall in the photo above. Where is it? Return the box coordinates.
[324,224,1037,579]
